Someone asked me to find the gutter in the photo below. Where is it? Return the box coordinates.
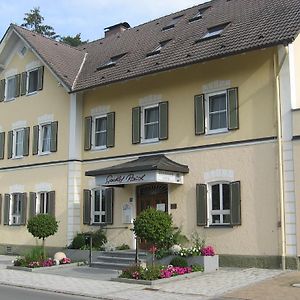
[274,46,288,270]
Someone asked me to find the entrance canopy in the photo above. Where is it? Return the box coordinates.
[85,154,189,186]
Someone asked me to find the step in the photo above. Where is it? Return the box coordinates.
[96,255,137,264]
[99,251,148,259]
[91,261,131,270]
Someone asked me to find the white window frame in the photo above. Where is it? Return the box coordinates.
[207,181,230,226]
[5,76,16,102]
[205,90,228,135]
[38,122,51,155]
[141,104,159,143]
[36,191,50,214]
[92,115,107,150]
[13,128,24,159]
[9,193,22,225]
[91,188,106,224]
[26,68,39,95]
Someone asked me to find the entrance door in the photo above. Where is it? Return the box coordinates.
[136,183,168,249]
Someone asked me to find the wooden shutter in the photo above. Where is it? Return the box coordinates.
[132,107,141,144]
[106,112,115,148]
[159,101,168,140]
[0,132,5,160]
[195,94,205,135]
[84,116,92,150]
[0,79,5,102]
[48,191,56,216]
[227,87,239,130]
[7,131,13,159]
[4,194,10,225]
[15,74,21,98]
[23,127,30,156]
[37,66,44,91]
[50,121,58,152]
[230,181,241,225]
[105,188,114,225]
[32,125,39,155]
[196,184,207,226]
[20,193,27,225]
[20,72,27,96]
[0,194,2,224]
[83,189,91,225]
[29,192,36,218]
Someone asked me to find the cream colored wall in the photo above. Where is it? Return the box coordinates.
[82,48,277,160]
[0,49,70,166]
[293,34,300,108]
[0,164,69,247]
[293,109,300,136]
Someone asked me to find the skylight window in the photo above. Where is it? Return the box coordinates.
[189,7,210,22]
[147,40,171,57]
[162,15,184,31]
[97,53,127,70]
[197,23,229,42]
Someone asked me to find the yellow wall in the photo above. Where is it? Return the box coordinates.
[293,34,300,108]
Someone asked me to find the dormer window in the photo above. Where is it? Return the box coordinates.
[97,53,127,70]
[162,15,183,31]
[189,7,210,22]
[147,40,171,57]
[196,23,229,42]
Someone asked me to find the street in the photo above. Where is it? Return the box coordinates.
[0,284,94,300]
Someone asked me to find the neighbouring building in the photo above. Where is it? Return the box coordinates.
[0,0,300,269]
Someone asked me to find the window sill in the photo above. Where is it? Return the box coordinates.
[206,129,229,136]
[8,224,22,227]
[38,152,51,156]
[4,98,15,102]
[26,91,38,97]
[91,146,108,152]
[204,225,233,228]
[140,138,160,144]
[11,156,24,160]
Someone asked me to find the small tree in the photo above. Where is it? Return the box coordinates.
[27,214,58,258]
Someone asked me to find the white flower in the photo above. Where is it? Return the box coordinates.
[170,244,182,254]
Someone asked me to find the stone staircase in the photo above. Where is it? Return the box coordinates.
[91,250,148,270]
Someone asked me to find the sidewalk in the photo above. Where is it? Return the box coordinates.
[0,255,286,300]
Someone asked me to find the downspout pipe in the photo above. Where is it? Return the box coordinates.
[274,46,288,270]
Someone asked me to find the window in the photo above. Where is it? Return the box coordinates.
[93,116,107,149]
[147,40,171,57]
[20,46,27,56]
[10,193,22,225]
[97,53,127,70]
[39,123,51,154]
[142,104,159,142]
[27,69,39,94]
[209,182,230,225]
[201,23,228,40]
[6,76,16,101]
[207,91,228,133]
[14,128,24,158]
[92,189,106,224]
[162,15,183,31]
[37,192,50,214]
[189,7,210,22]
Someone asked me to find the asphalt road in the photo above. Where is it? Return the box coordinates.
[0,284,95,300]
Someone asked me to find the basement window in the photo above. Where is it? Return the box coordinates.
[189,7,210,22]
[197,23,229,42]
[97,53,127,70]
[162,15,184,31]
[147,40,171,57]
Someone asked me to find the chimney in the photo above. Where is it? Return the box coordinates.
[104,22,131,38]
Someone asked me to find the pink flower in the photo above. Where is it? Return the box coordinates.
[60,257,71,264]
[149,245,157,254]
[200,246,215,256]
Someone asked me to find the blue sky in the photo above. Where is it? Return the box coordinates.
[0,0,207,41]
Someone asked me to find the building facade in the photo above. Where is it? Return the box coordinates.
[0,0,300,268]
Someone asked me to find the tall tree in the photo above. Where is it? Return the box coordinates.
[60,33,88,47]
[21,7,59,39]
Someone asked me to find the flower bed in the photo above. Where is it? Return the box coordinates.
[14,257,72,269]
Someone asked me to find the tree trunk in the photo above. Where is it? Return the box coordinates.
[42,238,45,259]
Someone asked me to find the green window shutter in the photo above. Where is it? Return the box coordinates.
[84,116,92,151]
[227,87,239,130]
[29,192,36,218]
[0,132,5,160]
[194,94,205,135]
[4,194,10,225]
[7,131,13,159]
[0,194,2,224]
[20,193,27,225]
[105,188,114,225]
[106,112,115,148]
[23,127,30,156]
[48,191,56,217]
[196,184,207,226]
[230,181,241,226]
[83,189,91,225]
[132,107,141,144]
[15,74,21,98]
[159,101,168,140]
[20,72,27,96]
[37,66,44,91]
[0,79,5,102]
[32,125,39,155]
[50,121,58,152]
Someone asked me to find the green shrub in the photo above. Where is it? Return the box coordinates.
[24,246,44,263]
[92,229,107,248]
[116,244,130,250]
[70,229,107,250]
[71,233,86,249]
[155,248,171,260]
[170,256,188,267]
[191,264,204,272]
[133,208,173,249]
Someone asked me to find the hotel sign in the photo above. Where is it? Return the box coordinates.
[95,170,184,186]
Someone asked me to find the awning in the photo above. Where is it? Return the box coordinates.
[85,154,189,186]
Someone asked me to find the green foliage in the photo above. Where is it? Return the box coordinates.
[21,7,59,39]
[27,214,58,240]
[133,208,173,248]
[60,34,88,47]
[24,246,45,262]
[191,264,204,272]
[170,256,188,267]
[172,229,189,246]
[155,248,171,260]
[191,232,205,249]
[116,244,130,250]
[70,233,86,249]
[69,229,107,250]
[120,264,162,280]
[92,229,107,248]
[13,257,27,267]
